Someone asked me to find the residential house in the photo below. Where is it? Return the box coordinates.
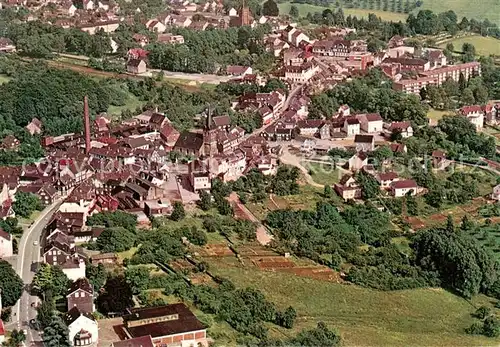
[431,150,446,168]
[390,143,407,154]
[354,134,374,152]
[127,59,147,74]
[67,278,94,314]
[174,132,204,156]
[157,34,184,44]
[459,105,484,129]
[283,62,318,84]
[146,20,166,33]
[0,37,16,52]
[319,123,331,140]
[90,253,117,266]
[226,65,253,76]
[296,119,323,137]
[188,160,211,191]
[160,123,180,147]
[391,179,418,197]
[0,228,13,258]
[121,304,208,347]
[334,174,361,201]
[1,135,20,150]
[387,121,413,138]
[94,116,110,133]
[492,184,500,201]
[26,118,42,135]
[132,34,149,47]
[356,113,383,133]
[64,307,99,347]
[344,117,360,136]
[376,172,399,189]
[348,152,368,171]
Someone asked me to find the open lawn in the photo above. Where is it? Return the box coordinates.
[438,35,500,57]
[427,108,449,124]
[107,93,145,117]
[418,0,500,26]
[277,2,407,22]
[208,261,497,346]
[301,161,342,186]
[0,74,11,85]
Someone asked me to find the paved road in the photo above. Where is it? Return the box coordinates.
[11,199,64,344]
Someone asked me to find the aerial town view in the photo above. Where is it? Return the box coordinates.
[0,0,500,345]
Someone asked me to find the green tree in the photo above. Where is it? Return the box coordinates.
[170,201,186,221]
[262,0,279,16]
[42,316,71,347]
[473,85,489,104]
[198,190,212,211]
[323,185,333,198]
[474,306,491,319]
[125,266,151,294]
[289,5,299,18]
[96,227,136,252]
[85,263,107,291]
[87,211,137,232]
[0,260,24,307]
[216,199,234,216]
[462,43,476,62]
[12,191,43,218]
[445,215,454,232]
[278,306,297,329]
[289,322,341,346]
[32,264,70,298]
[36,296,56,329]
[356,171,379,199]
[483,316,500,337]
[460,88,475,105]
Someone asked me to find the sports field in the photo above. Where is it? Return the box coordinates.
[418,0,500,26]
[208,260,498,346]
[278,2,408,22]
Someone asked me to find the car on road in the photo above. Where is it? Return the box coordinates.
[33,240,38,245]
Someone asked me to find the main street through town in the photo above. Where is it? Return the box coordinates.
[10,199,65,345]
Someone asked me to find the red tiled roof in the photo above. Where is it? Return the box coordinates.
[378,172,398,181]
[391,179,417,189]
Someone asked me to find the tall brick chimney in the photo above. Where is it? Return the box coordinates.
[84,95,91,154]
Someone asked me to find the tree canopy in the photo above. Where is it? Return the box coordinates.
[0,260,23,307]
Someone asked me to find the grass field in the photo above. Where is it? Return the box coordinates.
[208,260,497,346]
[301,161,342,186]
[418,0,500,26]
[427,108,449,123]
[0,74,11,85]
[438,35,500,57]
[278,2,408,22]
[107,93,145,116]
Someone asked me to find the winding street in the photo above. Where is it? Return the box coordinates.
[10,199,64,345]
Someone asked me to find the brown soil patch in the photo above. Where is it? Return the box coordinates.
[283,266,342,282]
[252,256,295,269]
[237,244,278,257]
[169,259,195,272]
[189,272,214,285]
[406,216,426,230]
[198,243,234,257]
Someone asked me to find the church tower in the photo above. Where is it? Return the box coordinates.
[203,106,218,157]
